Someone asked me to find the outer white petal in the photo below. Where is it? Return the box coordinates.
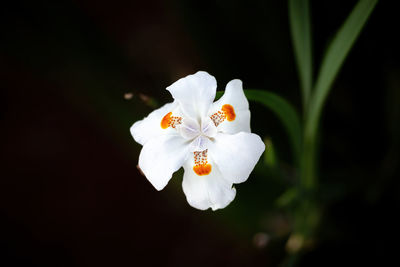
[208,132,265,184]
[139,134,190,191]
[209,79,251,134]
[182,157,236,211]
[130,101,178,146]
[166,71,217,120]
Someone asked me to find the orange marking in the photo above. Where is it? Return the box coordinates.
[193,149,211,176]
[193,164,212,176]
[222,104,236,121]
[161,112,182,129]
[161,112,172,129]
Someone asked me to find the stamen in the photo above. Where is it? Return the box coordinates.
[210,104,236,126]
[193,149,212,176]
[161,112,182,129]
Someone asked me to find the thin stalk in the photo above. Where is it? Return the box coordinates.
[300,129,317,191]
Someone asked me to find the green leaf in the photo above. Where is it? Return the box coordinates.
[217,89,302,166]
[307,0,378,136]
[300,0,378,191]
[289,0,313,110]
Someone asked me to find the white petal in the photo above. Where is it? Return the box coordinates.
[176,117,200,140]
[166,71,217,120]
[201,116,217,138]
[189,135,209,152]
[217,110,250,134]
[130,101,178,146]
[182,157,236,211]
[139,134,190,191]
[209,79,251,134]
[208,132,265,184]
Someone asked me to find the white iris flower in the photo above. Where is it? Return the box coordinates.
[130,71,265,210]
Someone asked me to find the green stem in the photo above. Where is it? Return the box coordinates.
[300,129,317,191]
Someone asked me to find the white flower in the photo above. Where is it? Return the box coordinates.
[130,71,265,211]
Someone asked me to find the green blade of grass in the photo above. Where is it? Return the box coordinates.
[289,0,313,110]
[307,0,378,136]
[301,0,378,191]
[217,89,302,166]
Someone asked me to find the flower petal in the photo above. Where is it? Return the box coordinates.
[209,79,251,134]
[182,156,236,211]
[139,134,190,191]
[176,117,200,140]
[201,116,217,138]
[208,132,265,184]
[130,101,178,146]
[166,71,217,119]
[189,135,209,152]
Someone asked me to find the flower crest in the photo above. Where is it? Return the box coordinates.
[131,71,265,210]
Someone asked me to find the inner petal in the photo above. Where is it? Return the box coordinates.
[201,117,217,138]
[189,135,209,152]
[177,117,200,140]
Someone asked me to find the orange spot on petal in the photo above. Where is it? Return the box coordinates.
[193,164,212,176]
[161,112,172,129]
[222,104,236,121]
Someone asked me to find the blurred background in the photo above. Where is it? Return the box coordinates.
[1,0,399,266]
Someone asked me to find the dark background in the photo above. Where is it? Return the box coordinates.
[1,0,399,266]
